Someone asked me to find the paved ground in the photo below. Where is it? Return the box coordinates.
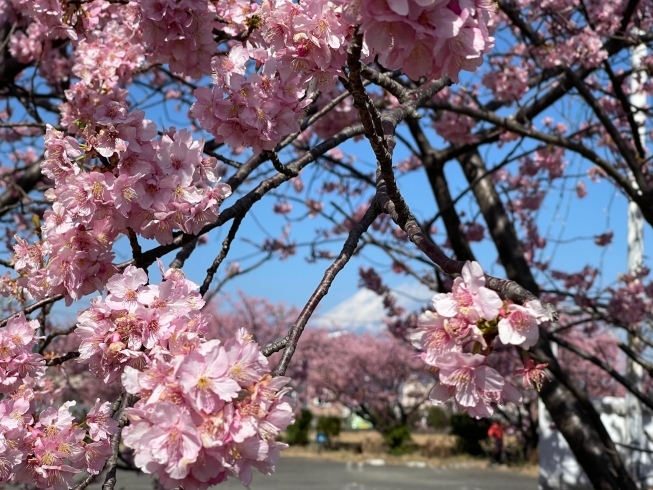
[86,457,537,490]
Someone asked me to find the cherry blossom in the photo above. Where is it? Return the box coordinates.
[411,261,548,418]
[515,360,549,391]
[498,303,540,349]
[4,0,645,487]
[85,399,119,442]
[432,261,502,321]
[121,329,294,489]
[0,317,115,488]
[434,352,504,416]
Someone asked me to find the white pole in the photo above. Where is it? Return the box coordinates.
[625,30,646,488]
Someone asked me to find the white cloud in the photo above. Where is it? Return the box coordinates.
[312,282,434,332]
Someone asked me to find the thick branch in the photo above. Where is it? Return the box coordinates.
[406,119,474,261]
[618,342,653,377]
[602,60,647,160]
[45,351,80,366]
[169,236,198,269]
[431,101,638,201]
[0,160,45,218]
[262,336,289,357]
[360,66,410,103]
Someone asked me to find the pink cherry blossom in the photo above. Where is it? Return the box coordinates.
[498,303,540,349]
[515,359,549,391]
[128,402,202,480]
[177,344,241,413]
[433,261,502,321]
[436,352,505,412]
[85,399,119,442]
[105,265,148,311]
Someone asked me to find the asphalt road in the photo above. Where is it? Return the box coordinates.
[86,457,537,490]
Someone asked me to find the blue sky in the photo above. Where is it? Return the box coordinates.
[144,117,652,332]
[6,59,652,334]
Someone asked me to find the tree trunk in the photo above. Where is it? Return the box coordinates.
[523,399,539,461]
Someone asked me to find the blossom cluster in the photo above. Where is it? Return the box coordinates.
[338,0,496,82]
[139,0,216,79]
[0,395,117,490]
[607,269,653,326]
[9,0,229,304]
[258,0,351,85]
[482,63,530,102]
[0,314,117,489]
[191,71,312,154]
[192,0,353,153]
[14,121,230,303]
[0,313,45,394]
[536,27,607,69]
[193,0,496,152]
[8,0,80,44]
[122,332,294,489]
[410,261,549,418]
[74,265,294,488]
[431,88,479,144]
[76,264,208,383]
[7,0,143,88]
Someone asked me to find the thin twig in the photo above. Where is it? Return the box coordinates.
[202,253,271,305]
[101,392,134,490]
[72,473,99,490]
[550,333,653,410]
[263,150,298,177]
[618,342,653,377]
[45,351,80,366]
[0,294,65,329]
[272,201,381,376]
[39,324,76,353]
[199,215,243,296]
[126,228,143,269]
[360,66,410,103]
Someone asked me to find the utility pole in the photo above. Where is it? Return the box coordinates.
[625,30,646,488]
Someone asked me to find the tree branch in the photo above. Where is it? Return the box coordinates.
[101,392,134,490]
[199,215,243,297]
[550,333,653,410]
[272,201,381,376]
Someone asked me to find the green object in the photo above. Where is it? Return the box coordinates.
[350,414,373,430]
[284,409,313,446]
[449,413,491,455]
[382,425,414,455]
[426,406,450,429]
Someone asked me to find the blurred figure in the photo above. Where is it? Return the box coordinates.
[487,421,504,464]
[316,431,328,453]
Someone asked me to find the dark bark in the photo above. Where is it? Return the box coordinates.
[407,119,474,262]
[425,160,474,261]
[523,399,539,461]
[0,161,45,215]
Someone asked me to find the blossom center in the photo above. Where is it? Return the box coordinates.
[197,375,211,391]
[510,311,530,332]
